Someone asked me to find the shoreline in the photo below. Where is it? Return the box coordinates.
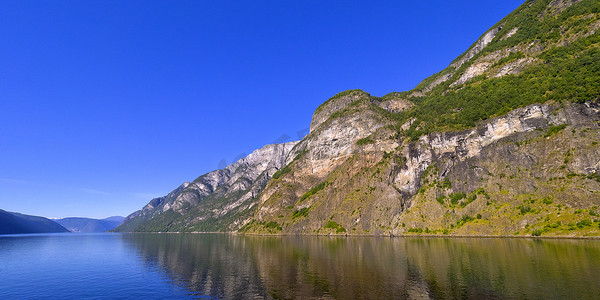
[119,231,600,240]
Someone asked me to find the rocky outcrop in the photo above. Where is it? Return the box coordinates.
[310,90,366,133]
[375,97,413,113]
[452,27,502,70]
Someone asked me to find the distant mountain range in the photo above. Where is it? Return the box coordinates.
[0,210,125,235]
[0,209,69,234]
[54,216,124,233]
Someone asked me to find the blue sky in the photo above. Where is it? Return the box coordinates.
[0,0,524,219]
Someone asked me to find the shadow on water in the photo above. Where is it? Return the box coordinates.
[121,234,600,299]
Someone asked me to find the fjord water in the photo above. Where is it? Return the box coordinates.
[1,234,599,299]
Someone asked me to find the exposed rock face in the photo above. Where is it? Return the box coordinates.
[501,27,519,40]
[310,90,365,133]
[543,0,583,17]
[395,101,600,236]
[248,100,600,236]
[114,141,298,232]
[492,57,539,77]
[451,61,493,87]
[452,27,502,70]
[375,98,413,113]
[400,102,599,196]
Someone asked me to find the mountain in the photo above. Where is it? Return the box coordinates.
[0,209,70,234]
[54,216,124,233]
[102,216,125,223]
[119,0,600,237]
[114,142,298,232]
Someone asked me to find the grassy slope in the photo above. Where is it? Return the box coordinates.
[396,0,600,140]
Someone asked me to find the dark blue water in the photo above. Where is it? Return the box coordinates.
[0,233,195,299]
[1,233,600,299]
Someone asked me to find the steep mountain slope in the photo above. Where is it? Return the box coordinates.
[120,0,600,237]
[0,209,70,234]
[54,216,124,233]
[114,142,297,232]
[243,0,600,236]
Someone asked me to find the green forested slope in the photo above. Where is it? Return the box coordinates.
[391,0,600,140]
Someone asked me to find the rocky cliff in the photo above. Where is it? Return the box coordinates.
[241,0,600,237]
[119,0,600,237]
[247,100,599,236]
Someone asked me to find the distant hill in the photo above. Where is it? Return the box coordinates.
[54,216,124,233]
[0,209,70,234]
[102,216,125,223]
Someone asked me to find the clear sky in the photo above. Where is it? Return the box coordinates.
[0,0,524,219]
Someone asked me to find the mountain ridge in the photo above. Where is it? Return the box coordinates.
[114,141,298,232]
[117,0,600,237]
[54,216,124,233]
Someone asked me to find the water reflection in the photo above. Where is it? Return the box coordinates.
[121,234,600,299]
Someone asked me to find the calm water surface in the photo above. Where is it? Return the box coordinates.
[1,233,599,299]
